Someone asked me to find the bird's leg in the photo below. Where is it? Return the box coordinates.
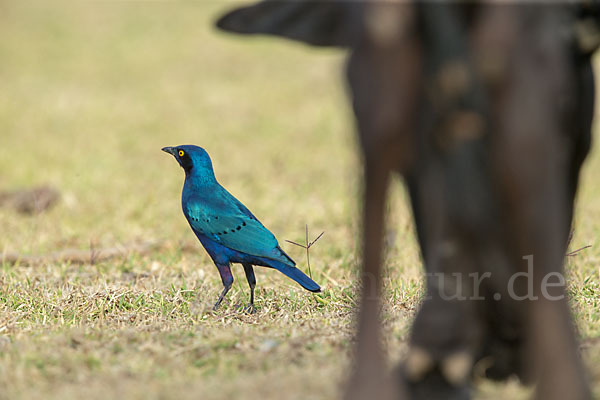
[213,285,231,310]
[243,263,257,314]
[213,264,233,311]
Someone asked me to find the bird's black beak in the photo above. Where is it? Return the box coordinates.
[161,147,176,156]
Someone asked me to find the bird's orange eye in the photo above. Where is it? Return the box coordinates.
[178,150,185,157]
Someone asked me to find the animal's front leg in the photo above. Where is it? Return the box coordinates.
[344,157,396,400]
[342,6,419,398]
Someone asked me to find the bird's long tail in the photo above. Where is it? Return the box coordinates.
[261,257,321,292]
[278,264,321,292]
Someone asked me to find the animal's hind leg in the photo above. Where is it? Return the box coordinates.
[399,4,495,398]
[243,263,257,314]
[402,159,486,400]
[495,127,591,400]
[483,5,591,398]
[492,68,592,400]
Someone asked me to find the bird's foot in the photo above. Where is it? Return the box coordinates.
[233,304,256,314]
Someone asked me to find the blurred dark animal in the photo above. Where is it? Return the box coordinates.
[0,185,60,214]
[217,2,599,399]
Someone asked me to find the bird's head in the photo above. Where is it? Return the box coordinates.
[161,145,215,179]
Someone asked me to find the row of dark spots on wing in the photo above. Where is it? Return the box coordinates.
[216,221,247,236]
[192,216,217,223]
[191,214,248,236]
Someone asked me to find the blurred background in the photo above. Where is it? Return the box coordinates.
[0,2,598,399]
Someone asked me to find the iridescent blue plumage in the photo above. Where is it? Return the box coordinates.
[162,145,320,312]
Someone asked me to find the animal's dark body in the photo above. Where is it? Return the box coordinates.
[217,2,598,400]
[162,145,320,313]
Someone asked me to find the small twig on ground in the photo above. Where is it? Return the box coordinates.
[566,245,592,257]
[565,229,592,257]
[285,225,324,279]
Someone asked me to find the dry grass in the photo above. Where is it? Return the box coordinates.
[0,2,599,399]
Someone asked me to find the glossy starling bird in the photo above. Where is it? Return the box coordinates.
[162,145,320,313]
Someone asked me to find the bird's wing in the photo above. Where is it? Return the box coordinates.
[184,194,291,265]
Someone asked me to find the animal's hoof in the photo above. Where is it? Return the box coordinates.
[404,347,435,382]
[440,351,473,387]
[479,337,526,383]
[401,348,472,400]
